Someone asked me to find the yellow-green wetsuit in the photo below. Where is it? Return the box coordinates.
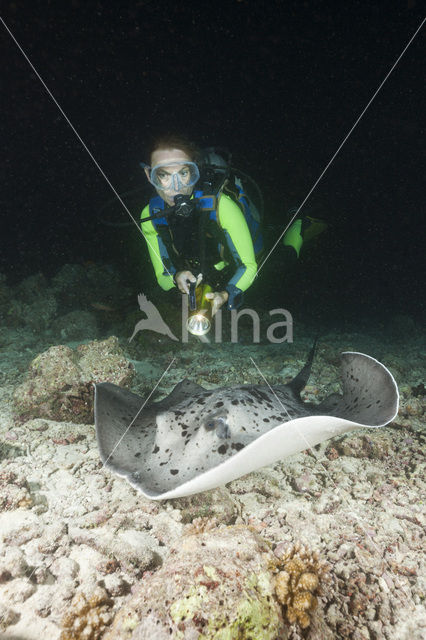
[140,193,258,308]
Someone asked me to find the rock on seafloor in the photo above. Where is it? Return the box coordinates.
[13,336,134,424]
[104,525,288,640]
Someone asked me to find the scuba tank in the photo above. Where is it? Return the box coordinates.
[198,147,264,256]
[199,147,264,223]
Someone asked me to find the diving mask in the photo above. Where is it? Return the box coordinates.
[144,160,200,192]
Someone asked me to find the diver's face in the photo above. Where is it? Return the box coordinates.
[146,148,195,206]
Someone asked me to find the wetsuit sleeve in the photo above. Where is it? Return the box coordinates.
[140,204,175,291]
[217,195,257,293]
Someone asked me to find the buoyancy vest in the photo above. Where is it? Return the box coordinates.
[148,179,264,259]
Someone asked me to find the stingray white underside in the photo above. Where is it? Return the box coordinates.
[125,415,378,499]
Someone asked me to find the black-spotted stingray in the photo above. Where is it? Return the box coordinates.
[94,346,398,500]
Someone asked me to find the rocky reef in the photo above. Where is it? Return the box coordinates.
[13,337,134,424]
[104,524,287,640]
[0,285,424,639]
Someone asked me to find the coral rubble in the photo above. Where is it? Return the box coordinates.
[59,586,114,640]
[274,542,330,629]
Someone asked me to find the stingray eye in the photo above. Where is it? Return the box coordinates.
[205,419,216,431]
[204,415,230,438]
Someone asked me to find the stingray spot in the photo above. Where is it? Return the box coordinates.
[196,398,206,405]
[153,446,159,454]
[366,403,372,408]
[218,444,229,454]
[232,442,245,451]
[263,418,270,423]
[181,430,187,437]
[231,399,239,405]
[170,469,179,475]
[134,452,141,458]
[215,401,224,408]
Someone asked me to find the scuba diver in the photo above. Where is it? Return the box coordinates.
[139,135,327,325]
[140,135,263,316]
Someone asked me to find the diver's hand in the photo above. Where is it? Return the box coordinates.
[174,271,202,294]
[205,291,229,316]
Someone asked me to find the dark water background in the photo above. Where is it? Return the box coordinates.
[2,1,425,331]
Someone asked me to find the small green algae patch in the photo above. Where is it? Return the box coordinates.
[170,570,282,640]
[121,615,139,632]
[204,565,220,581]
[170,584,209,620]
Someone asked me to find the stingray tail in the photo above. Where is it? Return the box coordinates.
[288,337,318,395]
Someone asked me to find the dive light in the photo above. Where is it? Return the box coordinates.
[186,283,213,336]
